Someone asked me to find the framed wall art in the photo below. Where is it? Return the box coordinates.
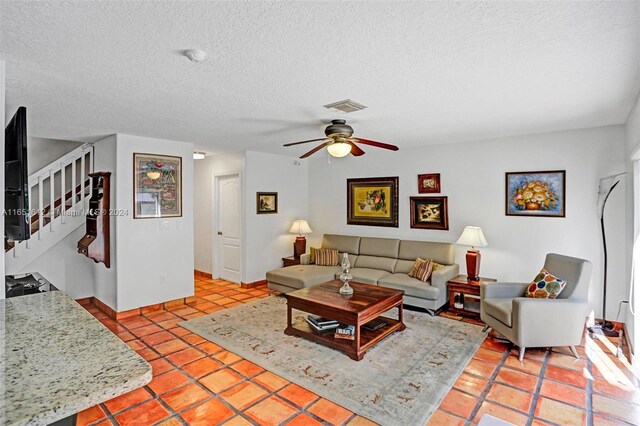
[257,192,278,214]
[134,153,182,219]
[410,196,449,230]
[417,173,441,193]
[347,176,399,227]
[505,170,565,217]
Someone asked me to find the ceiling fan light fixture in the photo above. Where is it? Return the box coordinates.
[326,141,352,158]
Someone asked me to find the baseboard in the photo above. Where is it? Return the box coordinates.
[86,295,197,320]
[194,269,213,279]
[240,279,267,289]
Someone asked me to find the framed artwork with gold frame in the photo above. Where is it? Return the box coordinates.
[347,177,399,227]
[133,153,182,219]
[417,173,441,193]
[410,196,449,230]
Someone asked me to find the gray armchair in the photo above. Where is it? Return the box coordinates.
[480,253,592,362]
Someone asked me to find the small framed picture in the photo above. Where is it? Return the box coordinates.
[410,196,449,230]
[505,170,566,217]
[417,173,441,193]
[257,192,278,214]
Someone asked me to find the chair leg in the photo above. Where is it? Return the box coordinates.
[519,347,525,362]
[569,346,580,359]
[482,325,490,332]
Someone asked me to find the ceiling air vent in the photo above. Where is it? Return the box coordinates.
[323,99,367,113]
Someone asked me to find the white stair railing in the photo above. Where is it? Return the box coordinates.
[5,143,94,273]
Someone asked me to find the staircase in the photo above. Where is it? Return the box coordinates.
[5,143,94,274]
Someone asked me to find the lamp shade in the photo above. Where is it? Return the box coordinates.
[289,220,312,235]
[456,226,488,248]
[326,142,352,158]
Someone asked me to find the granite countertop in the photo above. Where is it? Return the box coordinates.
[0,291,152,426]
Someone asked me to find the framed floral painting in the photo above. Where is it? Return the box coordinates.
[134,153,182,219]
[410,196,449,230]
[257,192,278,214]
[347,177,399,227]
[418,173,441,193]
[505,170,566,217]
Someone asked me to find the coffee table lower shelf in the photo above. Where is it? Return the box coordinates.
[285,317,404,361]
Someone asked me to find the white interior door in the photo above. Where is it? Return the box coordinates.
[217,174,241,283]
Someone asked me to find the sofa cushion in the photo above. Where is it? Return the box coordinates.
[399,240,455,265]
[266,265,341,290]
[359,237,400,258]
[354,255,397,273]
[378,274,440,300]
[322,234,361,254]
[336,268,389,285]
[483,298,513,327]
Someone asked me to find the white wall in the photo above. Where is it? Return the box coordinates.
[93,134,118,308]
[27,136,81,174]
[244,151,308,283]
[194,153,245,273]
[114,134,194,311]
[19,226,95,299]
[307,125,628,320]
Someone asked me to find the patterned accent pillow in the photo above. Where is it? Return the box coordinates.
[408,258,434,282]
[525,269,567,299]
[309,247,318,264]
[315,248,339,266]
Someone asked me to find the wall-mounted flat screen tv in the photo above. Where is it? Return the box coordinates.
[5,106,30,241]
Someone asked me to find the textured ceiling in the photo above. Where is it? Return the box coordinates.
[1,1,639,155]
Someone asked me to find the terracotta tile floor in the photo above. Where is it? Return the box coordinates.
[77,278,640,425]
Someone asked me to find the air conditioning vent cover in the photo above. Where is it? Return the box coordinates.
[323,99,367,113]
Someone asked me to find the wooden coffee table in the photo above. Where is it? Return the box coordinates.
[284,280,405,361]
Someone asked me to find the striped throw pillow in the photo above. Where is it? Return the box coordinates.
[315,248,339,266]
[408,257,434,282]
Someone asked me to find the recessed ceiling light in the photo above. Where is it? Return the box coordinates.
[193,152,206,160]
[184,49,208,63]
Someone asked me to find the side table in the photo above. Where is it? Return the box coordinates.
[282,256,301,267]
[447,275,497,319]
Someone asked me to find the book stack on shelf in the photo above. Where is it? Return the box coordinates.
[335,324,356,340]
[306,315,339,333]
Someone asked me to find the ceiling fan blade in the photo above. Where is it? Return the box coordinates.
[349,141,365,156]
[352,138,399,151]
[300,141,332,159]
[283,138,330,147]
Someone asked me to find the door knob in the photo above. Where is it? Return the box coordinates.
[217,232,223,235]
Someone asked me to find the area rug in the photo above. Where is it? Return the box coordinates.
[181,296,486,425]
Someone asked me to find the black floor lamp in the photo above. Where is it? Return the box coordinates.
[588,173,625,337]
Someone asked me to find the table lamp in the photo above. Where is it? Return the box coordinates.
[289,219,312,257]
[456,226,488,281]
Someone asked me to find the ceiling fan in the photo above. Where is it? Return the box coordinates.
[283,119,399,158]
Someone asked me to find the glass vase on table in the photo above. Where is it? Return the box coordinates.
[339,252,354,295]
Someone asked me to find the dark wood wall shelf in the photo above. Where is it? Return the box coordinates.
[78,172,111,268]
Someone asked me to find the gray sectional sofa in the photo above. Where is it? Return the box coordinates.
[266,234,459,314]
